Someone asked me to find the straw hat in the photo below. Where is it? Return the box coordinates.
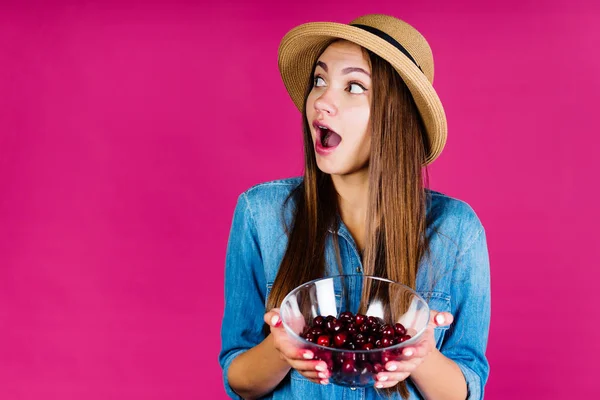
[278,14,447,165]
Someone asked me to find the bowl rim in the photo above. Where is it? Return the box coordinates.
[279,274,431,353]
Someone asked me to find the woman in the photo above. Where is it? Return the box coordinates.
[218,14,491,400]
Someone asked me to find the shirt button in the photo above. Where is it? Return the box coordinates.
[356,267,362,273]
[350,387,356,391]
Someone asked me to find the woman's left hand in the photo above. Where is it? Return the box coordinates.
[374,311,454,389]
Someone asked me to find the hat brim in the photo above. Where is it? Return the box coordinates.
[278,22,447,166]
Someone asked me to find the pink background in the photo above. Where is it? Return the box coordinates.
[1,0,598,398]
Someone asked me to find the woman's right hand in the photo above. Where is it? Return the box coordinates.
[264,308,330,385]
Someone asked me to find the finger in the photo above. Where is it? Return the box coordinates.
[429,310,454,327]
[384,361,417,373]
[278,346,314,361]
[374,372,410,388]
[264,308,282,328]
[297,370,330,380]
[401,345,428,359]
[286,359,329,375]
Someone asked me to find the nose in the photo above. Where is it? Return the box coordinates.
[313,90,337,116]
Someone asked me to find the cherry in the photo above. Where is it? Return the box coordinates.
[334,332,348,347]
[355,314,366,326]
[398,334,412,343]
[331,321,344,333]
[342,360,358,375]
[339,311,354,324]
[382,325,395,337]
[317,335,331,347]
[354,333,366,346]
[326,319,340,333]
[313,316,325,327]
[394,323,406,336]
[381,351,395,364]
[359,324,370,334]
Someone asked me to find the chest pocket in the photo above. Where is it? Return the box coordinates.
[418,290,451,348]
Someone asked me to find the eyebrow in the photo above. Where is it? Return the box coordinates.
[316,61,371,77]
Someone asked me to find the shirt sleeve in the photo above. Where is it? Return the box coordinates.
[440,225,491,400]
[218,193,268,399]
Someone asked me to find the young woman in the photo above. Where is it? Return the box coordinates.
[218,14,491,400]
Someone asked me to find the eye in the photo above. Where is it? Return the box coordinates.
[348,82,366,94]
[313,76,326,87]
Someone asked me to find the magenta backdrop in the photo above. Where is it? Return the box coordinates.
[1,1,598,399]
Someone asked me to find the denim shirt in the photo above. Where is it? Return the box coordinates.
[219,177,491,400]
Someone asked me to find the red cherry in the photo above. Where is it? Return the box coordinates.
[317,335,331,346]
[354,333,366,346]
[382,325,395,337]
[362,343,374,350]
[394,323,406,336]
[326,319,340,333]
[342,360,358,375]
[381,351,395,364]
[399,334,412,343]
[332,321,344,333]
[334,332,348,347]
[339,311,354,324]
[313,316,325,327]
[355,314,366,326]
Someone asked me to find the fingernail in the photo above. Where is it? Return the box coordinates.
[376,383,384,388]
[386,363,397,371]
[435,314,445,325]
[320,379,329,385]
[271,315,280,326]
[303,351,314,359]
[378,375,388,381]
[403,349,414,357]
[315,364,325,372]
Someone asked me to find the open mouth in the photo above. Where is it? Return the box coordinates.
[314,122,342,148]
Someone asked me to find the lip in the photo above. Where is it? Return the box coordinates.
[312,120,341,156]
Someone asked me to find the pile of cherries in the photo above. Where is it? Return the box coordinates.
[299,311,412,380]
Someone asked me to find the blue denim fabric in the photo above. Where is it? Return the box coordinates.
[219,177,491,399]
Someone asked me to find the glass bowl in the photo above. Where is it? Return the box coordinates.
[280,275,430,387]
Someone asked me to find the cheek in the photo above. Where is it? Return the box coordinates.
[305,93,317,115]
[345,108,370,141]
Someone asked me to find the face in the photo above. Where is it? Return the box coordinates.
[305,40,372,176]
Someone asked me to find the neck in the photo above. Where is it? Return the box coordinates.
[331,169,369,250]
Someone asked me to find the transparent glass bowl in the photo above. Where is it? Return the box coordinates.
[280,275,430,387]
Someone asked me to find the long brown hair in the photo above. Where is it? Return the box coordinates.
[267,41,433,398]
